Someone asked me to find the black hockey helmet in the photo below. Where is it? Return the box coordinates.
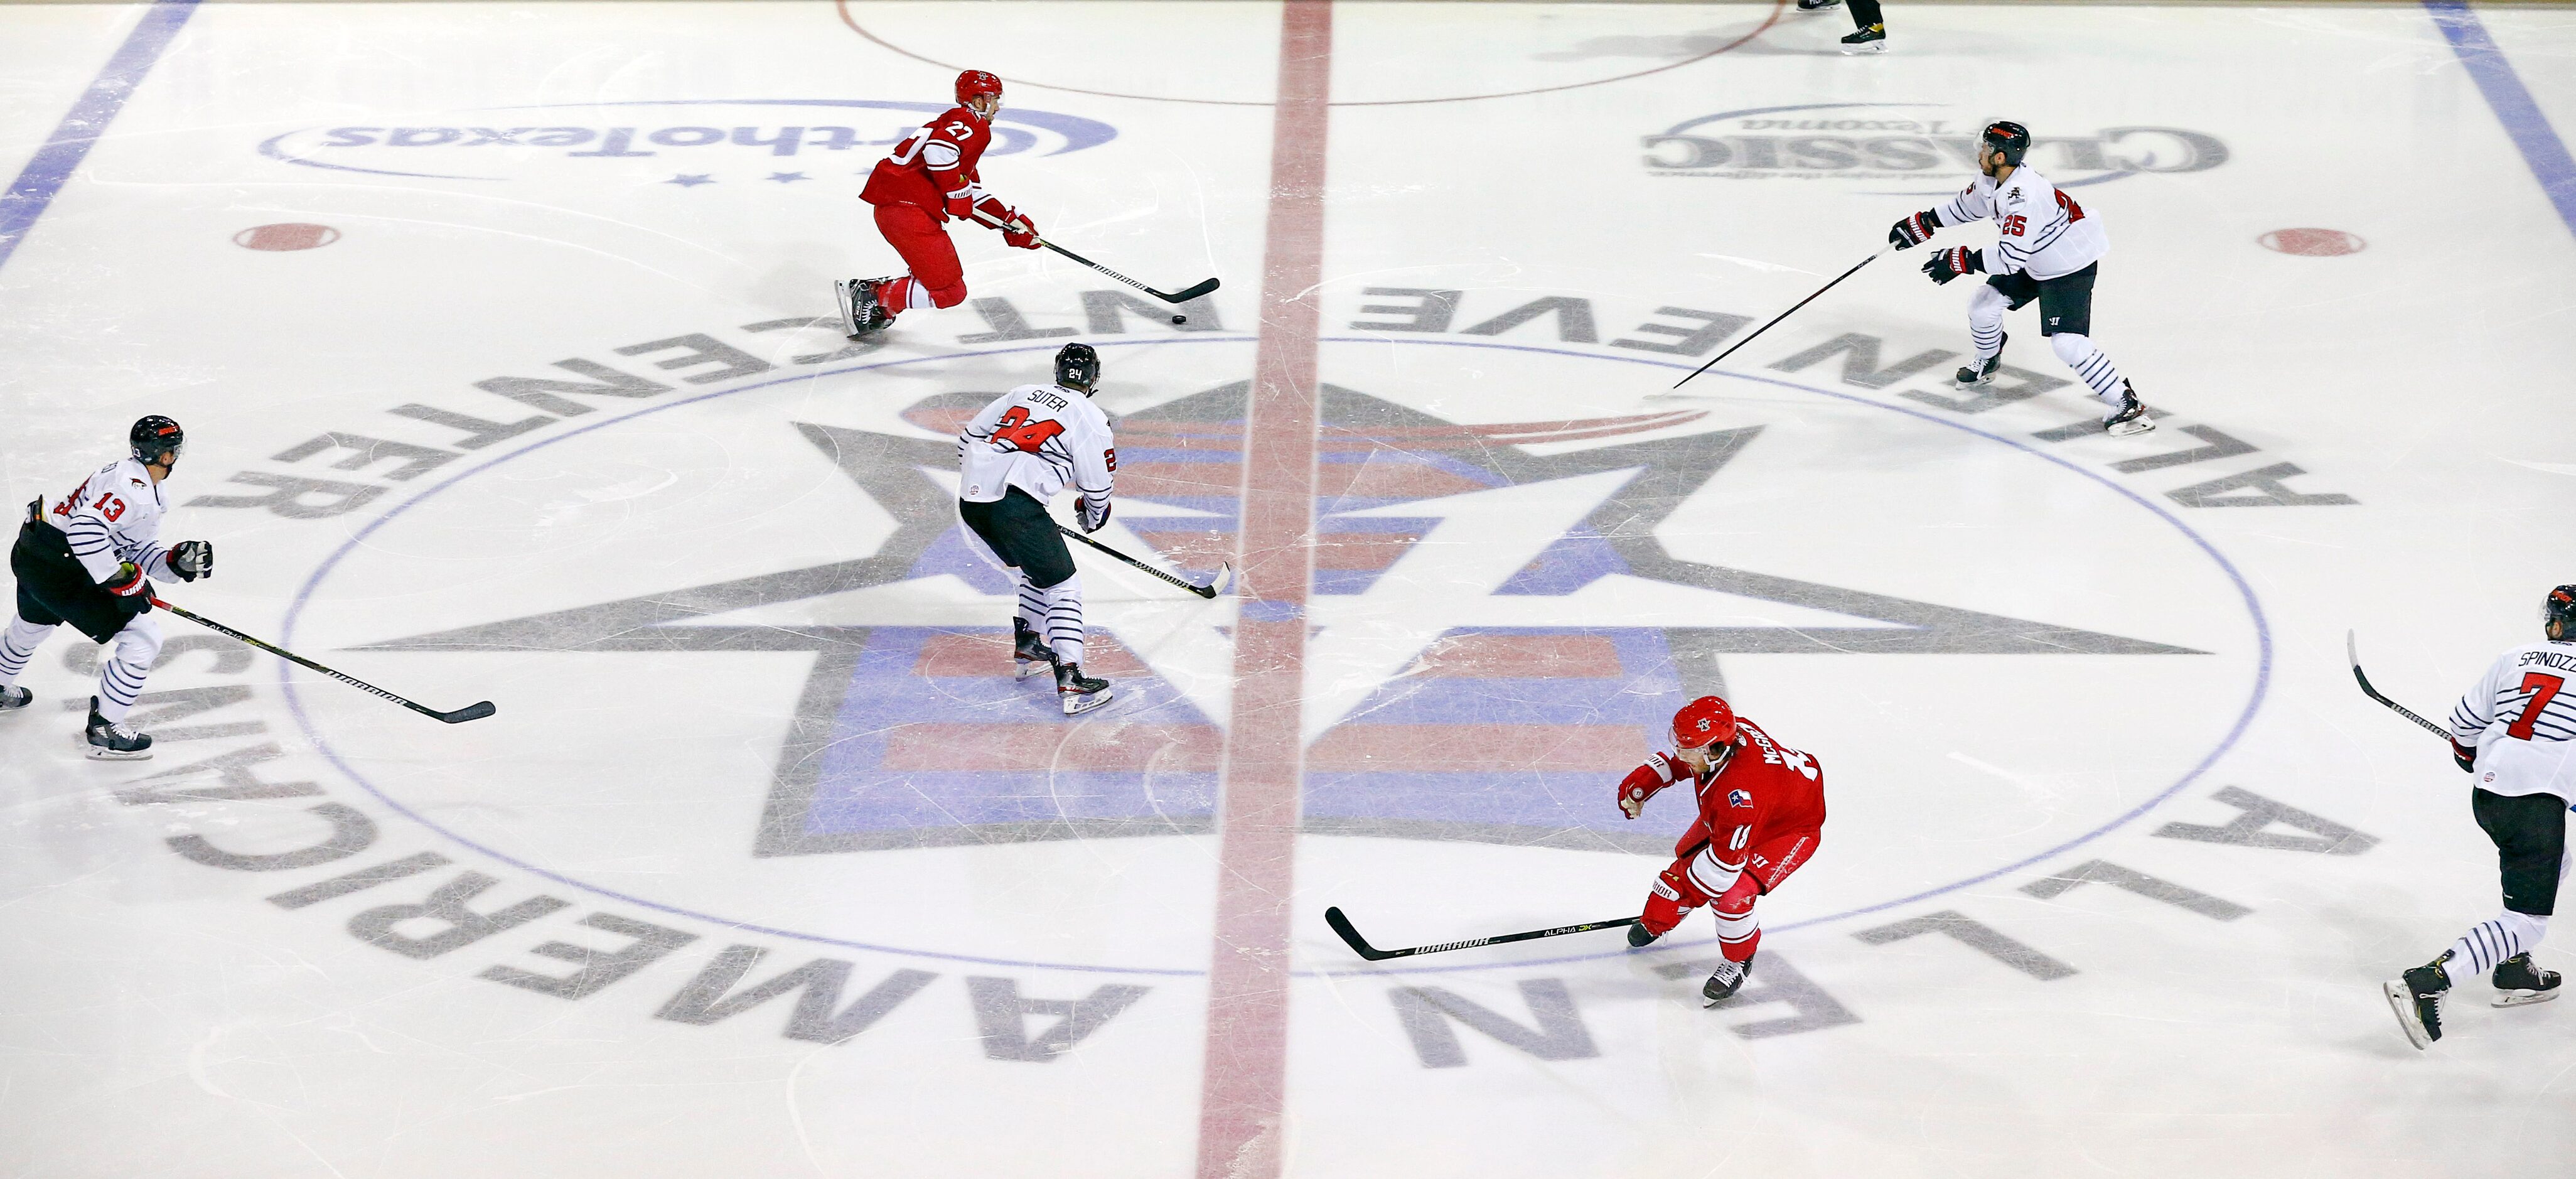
[130,414,184,465]
[2545,584,2576,641]
[1982,120,2032,167]
[1055,342,1101,392]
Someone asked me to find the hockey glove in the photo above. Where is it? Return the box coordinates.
[1887,209,1941,249]
[2452,739,2478,773]
[102,561,148,597]
[1636,863,1712,939]
[169,540,213,583]
[1077,495,1111,534]
[1922,246,1983,285]
[1002,213,1041,250]
[1617,754,1680,819]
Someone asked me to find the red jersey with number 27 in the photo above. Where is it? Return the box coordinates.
[862,105,994,221]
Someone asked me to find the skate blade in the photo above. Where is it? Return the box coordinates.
[2382,979,2435,1050]
[2105,416,2157,437]
[85,745,152,762]
[2493,988,2560,1008]
[1840,41,1887,54]
[1015,658,1052,681]
[833,280,862,338]
[1060,689,1112,716]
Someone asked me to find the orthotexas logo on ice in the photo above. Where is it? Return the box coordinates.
[1645,102,2226,183]
[257,99,1117,181]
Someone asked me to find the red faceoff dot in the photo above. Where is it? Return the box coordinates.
[2257,228,2365,256]
[233,223,341,251]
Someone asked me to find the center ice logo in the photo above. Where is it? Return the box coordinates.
[1643,102,2225,187]
[376,382,2200,859]
[258,99,1118,181]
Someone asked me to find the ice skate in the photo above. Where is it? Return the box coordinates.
[1056,661,1111,716]
[2103,382,2156,436]
[1796,0,1840,9]
[2491,952,2560,1008]
[834,277,896,338]
[1955,332,2005,386]
[1627,922,1661,949]
[1013,618,1056,681]
[0,685,30,713]
[1702,954,1756,1005]
[1840,24,1886,53]
[83,695,151,761]
[2384,955,2451,1050]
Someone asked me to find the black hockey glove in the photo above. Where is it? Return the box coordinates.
[169,540,213,582]
[2452,739,2477,773]
[1078,495,1111,534]
[1922,246,1983,285]
[1887,209,1941,249]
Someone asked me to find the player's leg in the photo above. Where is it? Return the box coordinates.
[0,613,54,711]
[2037,264,2153,434]
[987,490,1107,714]
[869,205,970,320]
[1956,279,2015,386]
[1700,829,1820,1003]
[1840,0,1886,51]
[1629,836,1716,948]
[4,527,89,712]
[83,610,161,760]
[2388,789,2568,1047]
[959,497,1058,680]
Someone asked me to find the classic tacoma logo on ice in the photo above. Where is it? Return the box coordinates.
[1643,102,2224,186]
[373,382,2200,859]
[258,99,1118,181]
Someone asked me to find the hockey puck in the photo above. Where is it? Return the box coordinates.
[1171,315,1187,325]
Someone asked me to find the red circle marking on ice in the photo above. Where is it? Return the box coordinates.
[2258,228,2364,257]
[233,223,340,251]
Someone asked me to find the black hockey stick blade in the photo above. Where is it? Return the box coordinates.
[153,596,498,724]
[1323,905,1641,962]
[2346,630,2450,740]
[1151,277,1220,304]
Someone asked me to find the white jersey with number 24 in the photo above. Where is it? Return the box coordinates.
[956,383,1116,509]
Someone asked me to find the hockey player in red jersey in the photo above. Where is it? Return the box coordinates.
[1618,695,1827,1003]
[834,69,1042,337]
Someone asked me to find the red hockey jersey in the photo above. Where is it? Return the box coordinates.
[861,105,994,220]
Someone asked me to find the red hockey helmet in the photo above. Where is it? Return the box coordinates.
[1672,696,1738,753]
[956,69,1004,112]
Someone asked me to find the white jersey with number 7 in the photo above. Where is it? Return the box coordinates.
[957,382,1116,509]
[2450,640,2576,802]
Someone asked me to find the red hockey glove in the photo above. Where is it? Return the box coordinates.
[1887,208,1941,249]
[1636,863,1711,939]
[1077,495,1110,534]
[1003,213,1041,250]
[1617,754,1678,819]
[102,561,148,597]
[944,191,977,220]
[1922,246,1982,285]
[2452,739,2478,773]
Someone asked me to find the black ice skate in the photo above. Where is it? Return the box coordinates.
[2103,382,2157,436]
[834,278,896,338]
[1839,24,1886,53]
[2491,952,2561,1008]
[1056,662,1112,716]
[2383,954,2452,1050]
[1955,331,2005,385]
[1014,619,1057,681]
[1627,922,1661,949]
[0,685,30,713]
[1702,954,1756,1006]
[1796,0,1840,9]
[83,695,152,761]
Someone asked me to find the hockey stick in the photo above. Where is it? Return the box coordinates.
[1672,248,1887,390]
[972,210,1219,304]
[1057,525,1231,599]
[2346,630,2451,741]
[150,596,497,724]
[1323,905,1639,962]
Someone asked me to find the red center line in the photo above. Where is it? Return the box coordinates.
[1194,3,1332,1177]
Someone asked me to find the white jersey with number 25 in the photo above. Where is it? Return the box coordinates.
[1935,164,2108,281]
[956,383,1115,508]
[2450,640,2576,803]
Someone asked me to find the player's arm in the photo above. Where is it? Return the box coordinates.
[2448,658,2506,770]
[928,127,1041,249]
[1071,418,1115,533]
[1615,751,1688,819]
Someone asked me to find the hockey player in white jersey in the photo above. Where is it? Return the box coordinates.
[2385,585,2576,1048]
[1886,120,2154,436]
[0,416,215,758]
[956,342,1117,715]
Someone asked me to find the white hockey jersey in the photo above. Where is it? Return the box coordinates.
[2449,640,2576,802]
[957,382,1115,512]
[44,456,175,583]
[1935,164,2108,281]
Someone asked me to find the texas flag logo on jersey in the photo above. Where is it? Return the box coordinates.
[1727,789,1753,809]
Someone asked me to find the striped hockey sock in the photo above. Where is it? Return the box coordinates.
[94,616,163,723]
[2445,911,2548,983]
[1014,571,1044,632]
[2048,332,2127,408]
[1,616,53,685]
[1039,572,1085,667]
